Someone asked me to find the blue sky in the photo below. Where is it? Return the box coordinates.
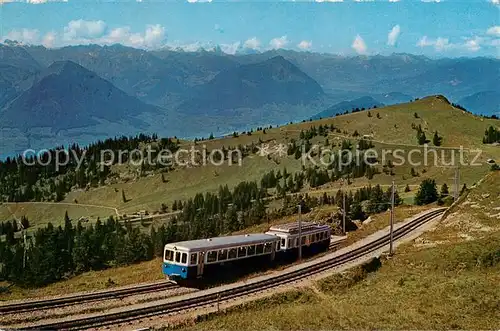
[1,1,499,57]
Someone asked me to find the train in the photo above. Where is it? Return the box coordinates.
[162,221,346,282]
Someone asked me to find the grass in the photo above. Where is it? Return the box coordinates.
[0,258,164,301]
[0,202,116,229]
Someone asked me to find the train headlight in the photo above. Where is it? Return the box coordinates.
[182,268,186,272]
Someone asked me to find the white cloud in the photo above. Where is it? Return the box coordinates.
[100,24,166,48]
[2,28,40,44]
[42,31,57,48]
[351,34,367,54]
[143,24,165,47]
[490,39,500,47]
[417,35,485,52]
[464,37,481,52]
[243,37,260,50]
[388,0,400,2]
[220,42,240,55]
[269,36,288,49]
[63,20,107,41]
[1,21,167,49]
[387,25,401,46]
[486,26,500,37]
[297,40,312,50]
[490,0,499,4]
[417,36,453,51]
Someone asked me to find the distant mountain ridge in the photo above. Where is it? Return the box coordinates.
[0,43,498,156]
[0,60,159,131]
[312,96,384,120]
[179,55,324,113]
[458,91,500,116]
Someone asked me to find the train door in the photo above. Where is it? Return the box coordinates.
[271,242,276,261]
[197,251,205,278]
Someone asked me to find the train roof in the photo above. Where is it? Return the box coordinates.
[164,233,279,252]
[268,221,330,234]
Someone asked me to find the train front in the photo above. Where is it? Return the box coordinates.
[163,245,189,281]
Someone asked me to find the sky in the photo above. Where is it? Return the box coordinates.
[0,0,499,57]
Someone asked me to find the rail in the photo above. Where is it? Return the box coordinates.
[0,282,177,313]
[22,208,445,330]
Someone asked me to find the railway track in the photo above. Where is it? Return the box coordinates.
[0,282,178,314]
[22,208,445,330]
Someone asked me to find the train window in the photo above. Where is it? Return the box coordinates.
[288,239,292,248]
[295,238,299,247]
[228,248,237,259]
[256,244,264,254]
[238,246,247,257]
[316,233,320,242]
[207,251,217,263]
[277,241,281,250]
[190,253,198,265]
[175,252,181,263]
[301,236,306,245]
[248,245,256,255]
[218,249,228,261]
[264,242,272,253]
[281,238,285,247]
[165,250,173,261]
[181,253,187,264]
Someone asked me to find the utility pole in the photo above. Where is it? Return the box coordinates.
[340,178,346,234]
[453,166,460,200]
[17,220,27,269]
[298,202,302,261]
[342,192,346,234]
[389,180,395,256]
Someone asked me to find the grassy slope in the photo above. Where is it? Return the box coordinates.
[64,96,499,216]
[179,171,500,331]
[0,203,115,228]
[2,96,498,224]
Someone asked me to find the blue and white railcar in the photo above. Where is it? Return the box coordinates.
[265,222,335,258]
[163,234,280,281]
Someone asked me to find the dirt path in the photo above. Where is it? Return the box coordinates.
[1,202,120,217]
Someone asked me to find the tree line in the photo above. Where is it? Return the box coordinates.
[0,134,179,203]
[483,126,500,144]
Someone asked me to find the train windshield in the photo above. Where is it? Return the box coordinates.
[164,249,174,262]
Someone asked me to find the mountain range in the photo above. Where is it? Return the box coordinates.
[0,42,498,157]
